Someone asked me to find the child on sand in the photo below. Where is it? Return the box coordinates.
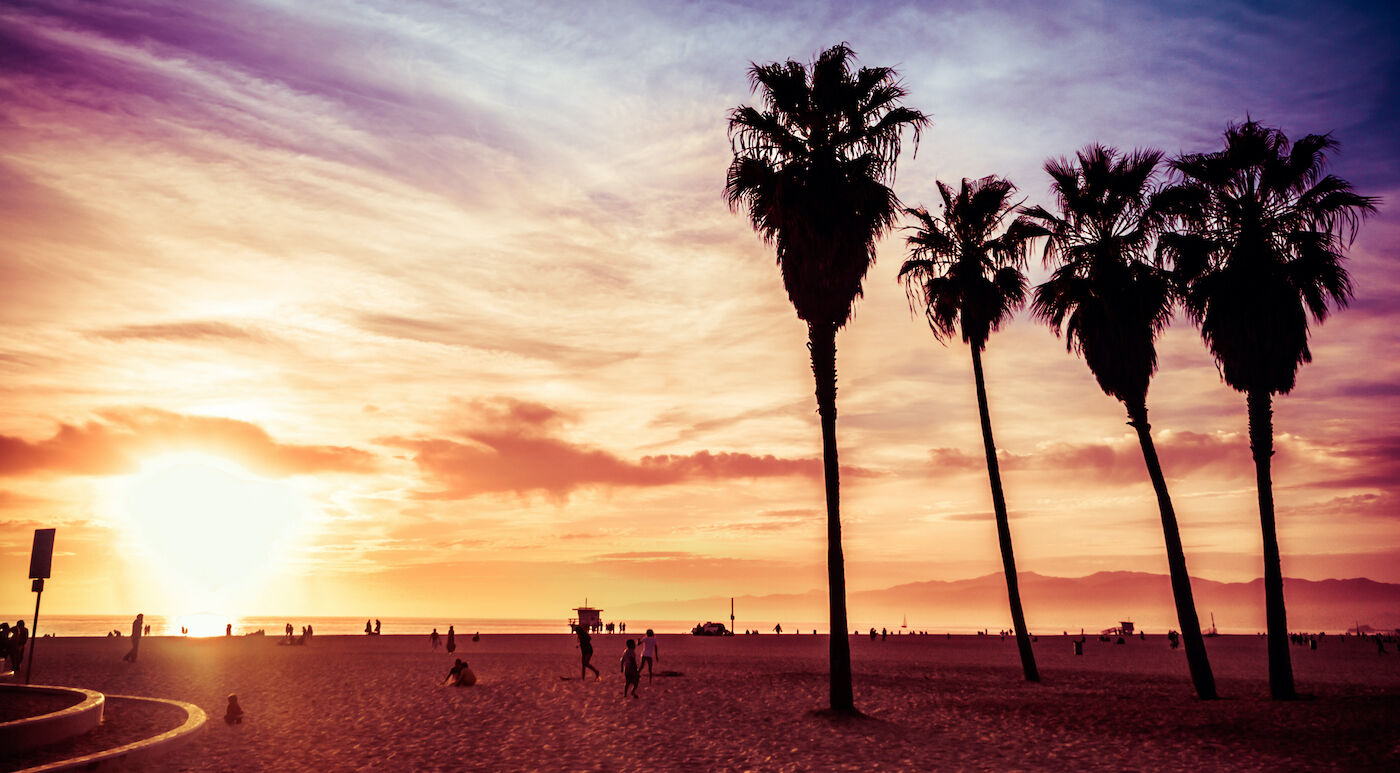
[640,629,659,683]
[224,694,244,725]
[620,639,640,698]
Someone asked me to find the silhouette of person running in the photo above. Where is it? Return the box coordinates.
[122,614,143,662]
[447,625,456,653]
[575,625,600,680]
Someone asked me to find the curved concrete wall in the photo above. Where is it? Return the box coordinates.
[0,685,104,753]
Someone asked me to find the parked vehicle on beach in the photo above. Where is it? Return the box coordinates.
[691,622,732,636]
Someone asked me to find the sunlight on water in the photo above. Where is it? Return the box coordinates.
[168,612,235,637]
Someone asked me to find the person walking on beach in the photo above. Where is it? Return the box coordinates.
[431,628,441,649]
[640,629,659,683]
[375,619,381,635]
[365,619,372,635]
[575,625,600,680]
[123,614,143,662]
[773,623,781,634]
[446,625,456,654]
[620,639,641,698]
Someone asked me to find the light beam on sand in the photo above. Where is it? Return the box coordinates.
[118,452,308,611]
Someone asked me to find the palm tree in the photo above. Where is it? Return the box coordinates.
[1156,120,1378,699]
[899,176,1040,682]
[725,43,928,714]
[1022,144,1217,699]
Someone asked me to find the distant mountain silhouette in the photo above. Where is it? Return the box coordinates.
[616,572,1400,634]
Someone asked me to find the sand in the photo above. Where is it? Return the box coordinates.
[8,632,1400,771]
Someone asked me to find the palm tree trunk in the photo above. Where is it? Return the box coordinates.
[1247,389,1295,700]
[1126,401,1217,700]
[970,344,1038,682]
[809,322,855,713]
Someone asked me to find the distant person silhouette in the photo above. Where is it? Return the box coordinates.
[226,623,232,637]
[375,619,381,635]
[773,624,781,635]
[224,694,244,724]
[285,623,293,642]
[447,625,456,653]
[123,614,143,662]
[575,625,600,680]
[472,631,479,643]
[870,628,877,641]
[365,619,373,635]
[640,629,659,683]
[431,628,441,649]
[620,639,640,698]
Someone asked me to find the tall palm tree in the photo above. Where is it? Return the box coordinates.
[899,176,1040,682]
[1156,120,1378,699]
[725,43,928,714]
[1022,144,1217,699]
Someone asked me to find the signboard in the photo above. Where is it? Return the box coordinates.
[29,528,55,579]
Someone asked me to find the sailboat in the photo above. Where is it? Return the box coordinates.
[901,613,908,629]
[1203,612,1219,637]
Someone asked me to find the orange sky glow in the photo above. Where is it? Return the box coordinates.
[1,1,1397,624]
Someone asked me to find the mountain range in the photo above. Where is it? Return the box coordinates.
[614,572,1400,634]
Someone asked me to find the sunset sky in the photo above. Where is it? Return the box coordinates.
[1,0,1396,623]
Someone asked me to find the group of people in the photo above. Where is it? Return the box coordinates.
[282,622,314,645]
[0,619,28,672]
[573,624,659,697]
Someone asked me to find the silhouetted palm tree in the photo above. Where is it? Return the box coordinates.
[725,43,928,714]
[1022,144,1217,699]
[1156,120,1378,700]
[900,176,1039,682]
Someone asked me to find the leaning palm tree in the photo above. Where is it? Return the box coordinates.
[1023,144,1217,699]
[1156,120,1378,699]
[900,175,1039,682]
[725,43,928,715]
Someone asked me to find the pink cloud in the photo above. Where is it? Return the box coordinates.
[0,408,376,478]
[385,398,876,499]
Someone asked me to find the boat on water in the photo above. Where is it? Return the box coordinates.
[1203,612,1220,637]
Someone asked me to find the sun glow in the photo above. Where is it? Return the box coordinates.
[120,453,307,612]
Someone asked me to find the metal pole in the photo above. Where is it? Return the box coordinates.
[25,578,43,685]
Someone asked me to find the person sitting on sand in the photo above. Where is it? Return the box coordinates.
[445,658,477,686]
[620,639,640,698]
[225,694,244,725]
[640,629,659,683]
[575,625,600,680]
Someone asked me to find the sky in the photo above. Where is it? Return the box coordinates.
[1,0,1396,623]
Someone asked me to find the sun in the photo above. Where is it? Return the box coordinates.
[119,452,306,612]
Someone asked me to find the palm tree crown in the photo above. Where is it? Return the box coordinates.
[899,176,1035,347]
[1024,145,1171,405]
[1156,120,1378,395]
[726,43,929,328]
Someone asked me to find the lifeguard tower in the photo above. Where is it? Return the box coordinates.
[570,603,603,633]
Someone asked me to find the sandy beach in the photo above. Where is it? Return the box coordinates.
[6,631,1398,771]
